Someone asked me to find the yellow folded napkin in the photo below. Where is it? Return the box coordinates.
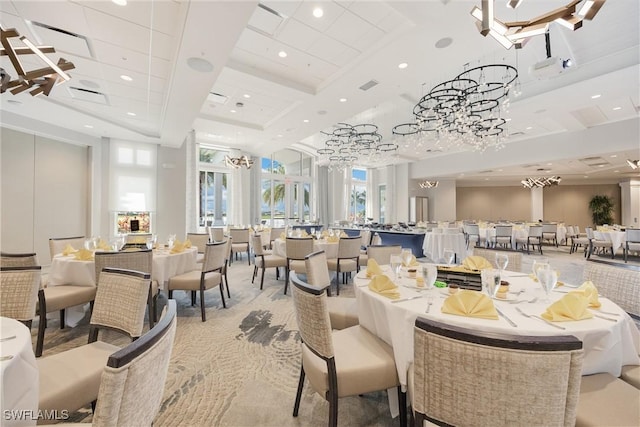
[280,232,286,239]
[62,244,78,256]
[462,256,492,271]
[366,259,383,278]
[130,236,146,244]
[441,290,499,319]
[321,230,329,237]
[74,249,94,261]
[171,240,185,254]
[327,235,339,243]
[570,280,601,308]
[184,239,192,248]
[402,255,419,267]
[97,239,111,251]
[541,293,593,322]
[368,274,400,300]
[340,231,348,238]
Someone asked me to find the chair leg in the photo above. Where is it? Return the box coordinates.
[168,290,173,299]
[293,364,305,417]
[397,386,407,427]
[252,266,257,283]
[284,265,290,295]
[260,267,266,290]
[328,387,338,427]
[200,288,207,321]
[336,265,341,296]
[191,291,197,306]
[147,292,155,329]
[60,309,66,329]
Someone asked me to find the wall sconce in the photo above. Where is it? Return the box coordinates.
[419,180,439,189]
[0,26,75,96]
[225,155,254,169]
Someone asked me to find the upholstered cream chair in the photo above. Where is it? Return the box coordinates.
[493,224,513,249]
[0,265,41,331]
[290,272,406,427]
[186,232,210,264]
[211,227,225,242]
[269,227,285,249]
[576,373,640,426]
[326,236,361,295]
[516,225,543,255]
[38,268,152,417]
[284,237,314,295]
[582,259,639,323]
[472,247,523,272]
[410,316,583,426]
[624,228,640,262]
[251,234,286,290]
[49,236,86,262]
[585,227,614,259]
[167,241,227,321]
[366,244,402,265]
[305,251,358,330]
[229,228,251,264]
[541,223,559,247]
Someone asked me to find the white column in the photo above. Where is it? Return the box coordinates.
[530,187,544,222]
[185,130,197,232]
[619,180,640,227]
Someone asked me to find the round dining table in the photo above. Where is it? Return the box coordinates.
[1,317,39,426]
[421,231,467,263]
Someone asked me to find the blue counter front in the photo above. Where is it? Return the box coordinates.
[374,231,426,258]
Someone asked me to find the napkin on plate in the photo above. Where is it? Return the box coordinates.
[62,244,78,256]
[97,239,111,251]
[340,231,348,238]
[570,280,601,308]
[541,292,593,322]
[171,240,185,254]
[184,239,192,248]
[441,290,499,319]
[462,256,492,271]
[366,259,383,278]
[368,274,400,300]
[74,249,94,261]
[402,255,419,267]
[326,235,339,243]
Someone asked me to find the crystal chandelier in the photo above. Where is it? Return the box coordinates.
[316,122,398,171]
[393,63,519,155]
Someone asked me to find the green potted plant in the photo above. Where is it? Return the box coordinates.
[588,195,614,226]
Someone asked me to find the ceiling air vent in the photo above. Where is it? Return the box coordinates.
[68,87,109,105]
[207,92,228,104]
[27,21,94,58]
[359,80,379,91]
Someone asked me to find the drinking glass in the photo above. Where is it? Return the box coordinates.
[481,268,501,298]
[310,227,315,236]
[401,248,413,267]
[146,238,154,250]
[531,257,548,278]
[443,249,455,266]
[168,234,176,249]
[495,253,509,271]
[421,265,438,290]
[536,263,557,302]
[390,255,402,281]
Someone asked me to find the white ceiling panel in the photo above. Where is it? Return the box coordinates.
[347,1,393,26]
[248,3,285,36]
[325,9,375,47]
[91,40,170,78]
[351,25,386,52]
[375,8,412,33]
[10,0,91,37]
[307,34,357,66]
[261,1,302,18]
[277,19,322,51]
[293,1,345,32]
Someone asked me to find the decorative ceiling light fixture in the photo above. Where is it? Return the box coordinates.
[224,155,254,169]
[470,0,607,49]
[316,122,397,171]
[627,159,639,170]
[521,176,562,188]
[419,180,439,189]
[0,26,75,96]
[393,63,518,154]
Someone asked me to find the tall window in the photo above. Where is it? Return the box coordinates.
[349,168,367,222]
[261,149,312,226]
[198,147,230,227]
[379,185,386,224]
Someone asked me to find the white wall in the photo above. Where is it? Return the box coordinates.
[156,144,187,243]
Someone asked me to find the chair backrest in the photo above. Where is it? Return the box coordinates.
[186,233,209,254]
[270,227,285,242]
[494,225,512,238]
[542,223,558,234]
[202,241,227,273]
[0,252,39,267]
[285,237,314,261]
[305,251,331,288]
[566,226,575,237]
[94,250,153,284]
[471,247,522,272]
[412,317,583,427]
[211,228,225,242]
[626,228,640,243]
[229,228,250,244]
[528,225,543,237]
[91,300,177,427]
[585,226,594,239]
[290,272,334,359]
[337,236,361,259]
[0,266,42,321]
[466,224,479,236]
[583,259,640,319]
[90,268,151,340]
[366,245,402,265]
[49,236,85,260]
[251,234,266,257]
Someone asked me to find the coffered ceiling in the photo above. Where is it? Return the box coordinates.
[1,0,639,185]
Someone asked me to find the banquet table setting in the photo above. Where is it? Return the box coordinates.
[593,230,627,254]
[353,263,640,391]
[421,231,466,263]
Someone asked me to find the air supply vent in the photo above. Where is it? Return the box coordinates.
[68,87,109,105]
[27,21,94,58]
[207,92,228,104]
[359,80,379,91]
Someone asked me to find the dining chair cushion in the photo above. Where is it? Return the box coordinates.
[288,259,306,274]
[301,325,398,398]
[576,372,640,426]
[325,298,359,330]
[620,364,640,389]
[38,341,119,414]
[41,285,97,312]
[326,258,358,272]
[168,270,222,291]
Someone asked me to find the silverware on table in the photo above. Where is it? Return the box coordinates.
[590,309,620,316]
[592,313,618,322]
[390,295,425,304]
[0,335,16,342]
[425,300,433,313]
[515,307,566,330]
[0,355,14,361]
[495,307,518,327]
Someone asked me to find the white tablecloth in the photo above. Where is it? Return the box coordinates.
[422,232,467,263]
[0,317,39,426]
[272,238,339,259]
[354,269,640,390]
[594,231,627,253]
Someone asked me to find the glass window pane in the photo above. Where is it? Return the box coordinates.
[199,147,227,165]
[261,157,273,174]
[303,183,310,221]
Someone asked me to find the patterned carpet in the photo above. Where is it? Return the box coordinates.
[34,245,639,426]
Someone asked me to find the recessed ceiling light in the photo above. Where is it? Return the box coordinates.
[505,118,511,122]
[84,124,93,128]
[398,62,408,69]
[313,7,323,18]
[187,57,214,72]
[120,75,133,82]
[243,94,250,98]
[230,109,236,113]
[584,175,589,178]
[112,0,127,5]
[207,133,220,138]
[303,119,309,123]
[497,169,503,172]
[591,94,601,99]
[612,106,622,110]
[598,164,604,167]
[278,50,287,58]
[339,98,347,102]
[614,170,620,173]
[485,178,489,181]
[277,134,283,138]
[610,154,617,158]
[526,126,533,130]
[127,112,136,116]
[547,163,552,165]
